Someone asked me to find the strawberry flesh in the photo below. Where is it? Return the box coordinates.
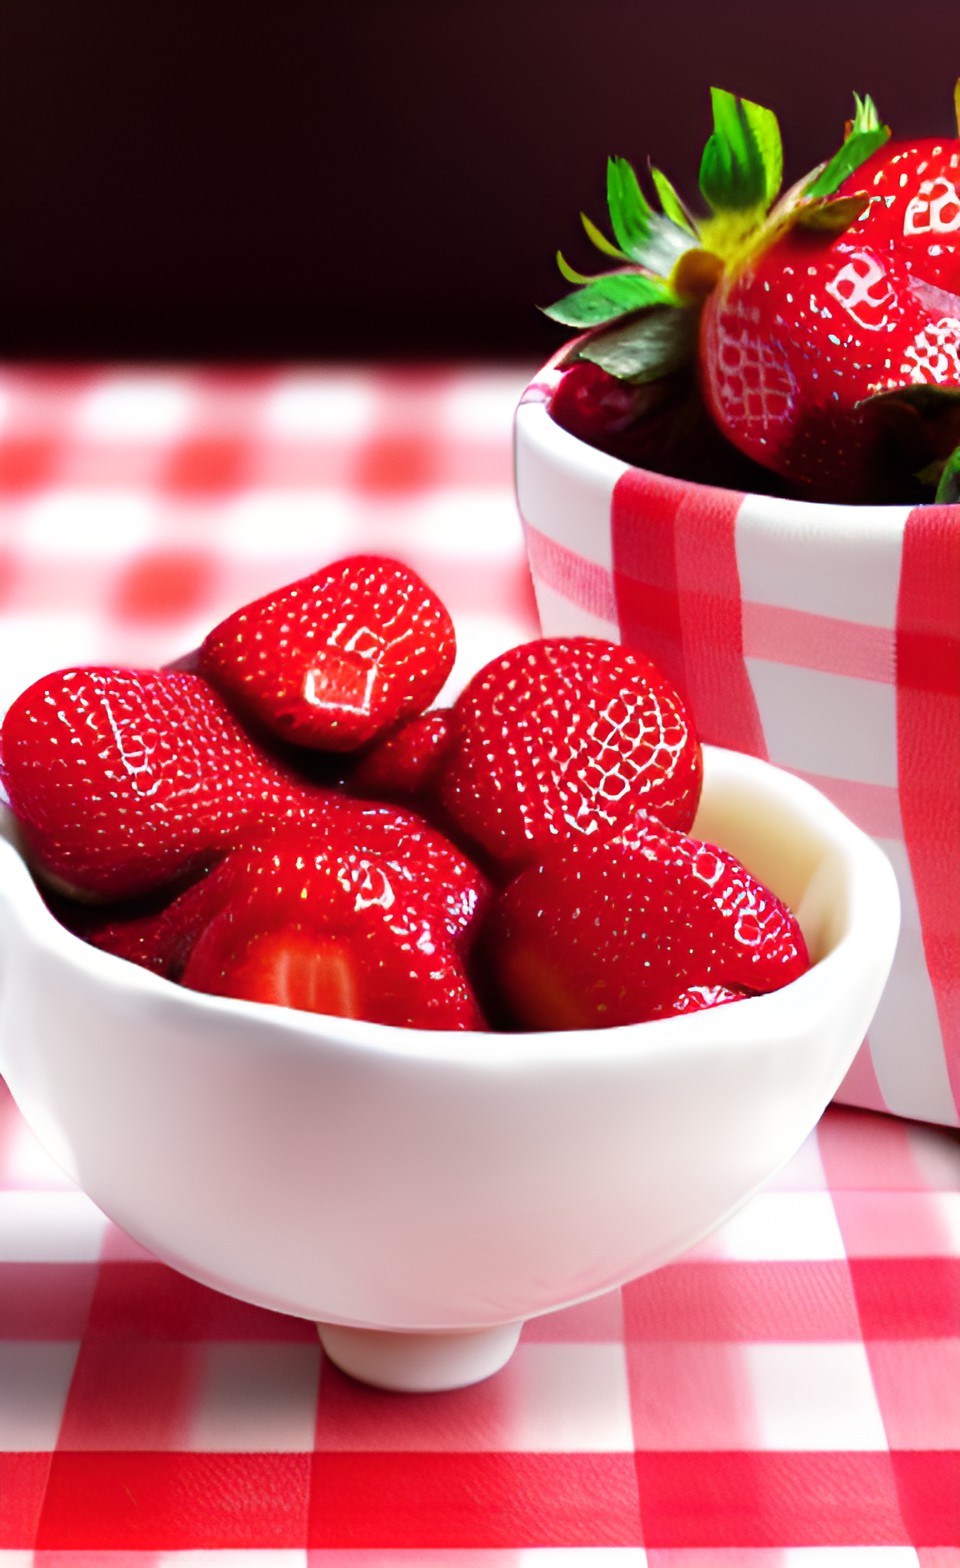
[179,830,488,1030]
[199,555,456,752]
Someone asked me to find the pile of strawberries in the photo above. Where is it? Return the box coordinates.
[546,87,960,504]
[0,556,809,1032]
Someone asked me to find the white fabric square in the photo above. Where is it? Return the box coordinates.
[442,368,532,437]
[19,490,157,556]
[215,490,359,561]
[688,1191,846,1262]
[744,1342,889,1451]
[502,1341,635,1453]
[264,372,378,439]
[392,488,526,560]
[0,1190,107,1262]
[0,1341,80,1449]
[77,372,197,440]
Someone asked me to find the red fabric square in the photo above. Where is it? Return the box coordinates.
[307,1452,643,1549]
[634,1451,908,1548]
[33,1452,312,1549]
[110,548,218,624]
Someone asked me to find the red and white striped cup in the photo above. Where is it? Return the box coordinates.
[515,352,960,1129]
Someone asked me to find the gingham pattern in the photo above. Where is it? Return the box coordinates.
[518,374,960,1132]
[1,365,958,1558]
[2,1084,958,1555]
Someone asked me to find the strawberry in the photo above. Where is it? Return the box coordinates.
[434,637,702,874]
[545,87,960,503]
[198,555,456,752]
[347,707,454,801]
[840,136,960,292]
[61,796,490,980]
[178,828,488,1030]
[0,666,337,901]
[646,983,748,1018]
[480,809,808,1031]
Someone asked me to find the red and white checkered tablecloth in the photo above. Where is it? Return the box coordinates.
[0,364,958,1560]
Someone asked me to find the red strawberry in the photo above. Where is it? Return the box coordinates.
[64,797,490,978]
[0,667,337,901]
[178,829,487,1030]
[434,637,702,873]
[698,239,960,499]
[646,983,747,1018]
[348,707,454,801]
[545,87,960,503]
[480,810,808,1031]
[841,136,960,291]
[198,555,456,752]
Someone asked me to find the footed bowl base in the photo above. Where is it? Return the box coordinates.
[316,1318,523,1392]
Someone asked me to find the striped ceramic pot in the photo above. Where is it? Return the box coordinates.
[515,353,960,1130]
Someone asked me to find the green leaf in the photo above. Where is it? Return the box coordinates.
[606,157,693,273]
[793,192,870,233]
[556,250,607,286]
[650,166,697,234]
[935,443,960,503]
[580,212,628,261]
[699,88,783,213]
[851,92,883,133]
[857,383,960,415]
[573,306,698,383]
[805,94,891,200]
[541,271,680,328]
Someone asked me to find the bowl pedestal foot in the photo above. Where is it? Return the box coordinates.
[316,1318,523,1392]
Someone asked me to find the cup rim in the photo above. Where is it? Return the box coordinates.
[518,344,957,519]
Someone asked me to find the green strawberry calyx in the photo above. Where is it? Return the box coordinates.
[544,88,891,385]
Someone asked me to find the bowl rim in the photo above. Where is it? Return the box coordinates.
[517,343,954,523]
[0,745,900,1072]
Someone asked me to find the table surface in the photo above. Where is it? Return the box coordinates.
[0,364,958,1561]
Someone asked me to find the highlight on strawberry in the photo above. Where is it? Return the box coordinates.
[545,85,960,503]
[0,555,809,1032]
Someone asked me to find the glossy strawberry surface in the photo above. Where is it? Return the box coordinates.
[435,638,702,873]
[178,830,487,1030]
[0,667,335,901]
[699,232,960,499]
[481,810,808,1031]
[70,795,491,981]
[348,707,454,801]
[199,555,456,751]
[841,136,960,291]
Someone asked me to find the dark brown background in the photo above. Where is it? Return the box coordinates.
[2,0,957,360]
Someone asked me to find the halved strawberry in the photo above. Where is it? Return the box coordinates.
[434,637,702,873]
[198,555,456,752]
[0,666,337,901]
[178,829,488,1030]
[480,809,808,1031]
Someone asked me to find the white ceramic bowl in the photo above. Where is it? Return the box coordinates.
[516,355,960,1129]
[0,747,898,1391]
